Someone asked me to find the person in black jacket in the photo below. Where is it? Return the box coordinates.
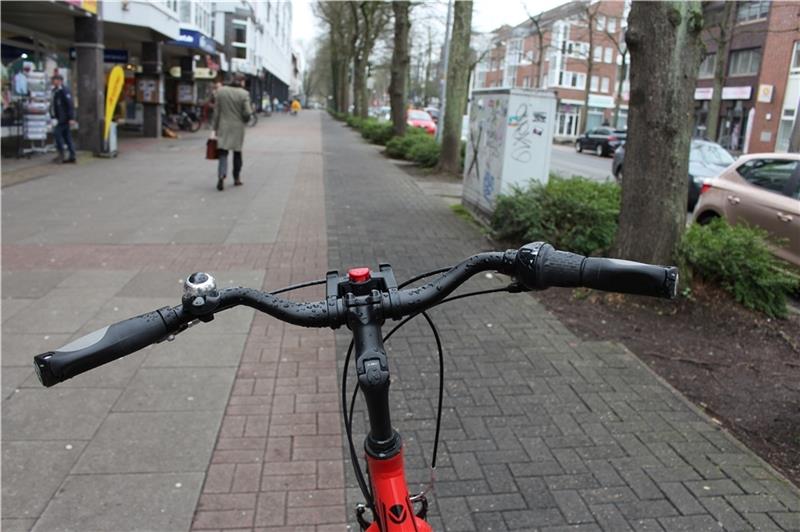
[50,74,76,163]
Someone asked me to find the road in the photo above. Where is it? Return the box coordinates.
[550,142,616,181]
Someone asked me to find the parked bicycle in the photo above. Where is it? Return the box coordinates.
[33,242,677,531]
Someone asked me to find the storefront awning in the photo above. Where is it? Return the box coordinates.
[168,28,216,56]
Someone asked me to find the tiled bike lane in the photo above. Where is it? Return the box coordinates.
[321,115,800,531]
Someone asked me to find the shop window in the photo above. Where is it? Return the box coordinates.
[698,53,715,78]
[728,48,761,77]
[736,1,769,23]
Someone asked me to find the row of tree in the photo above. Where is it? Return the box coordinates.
[311,0,783,266]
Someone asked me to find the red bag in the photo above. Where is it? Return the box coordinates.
[206,138,218,160]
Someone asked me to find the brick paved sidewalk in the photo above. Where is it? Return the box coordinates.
[2,112,346,532]
[321,116,800,531]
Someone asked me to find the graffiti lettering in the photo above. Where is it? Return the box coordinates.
[509,103,532,163]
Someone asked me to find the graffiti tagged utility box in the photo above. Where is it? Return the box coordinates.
[462,88,557,222]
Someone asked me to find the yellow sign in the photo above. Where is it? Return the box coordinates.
[104,65,125,142]
[81,0,97,14]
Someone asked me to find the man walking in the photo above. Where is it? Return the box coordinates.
[212,73,251,190]
[50,74,76,163]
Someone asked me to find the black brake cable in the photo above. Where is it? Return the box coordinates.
[342,267,516,508]
[268,278,326,295]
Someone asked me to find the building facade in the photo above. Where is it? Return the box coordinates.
[473,0,629,140]
[2,0,295,154]
[686,0,798,154]
[741,1,799,153]
[213,1,293,108]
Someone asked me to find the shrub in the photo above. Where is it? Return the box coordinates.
[385,128,427,159]
[492,176,621,256]
[678,218,799,318]
[345,115,365,129]
[361,121,394,145]
[407,134,440,167]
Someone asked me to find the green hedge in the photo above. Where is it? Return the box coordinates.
[407,135,440,167]
[679,218,799,318]
[361,120,394,145]
[492,176,621,256]
[385,127,428,159]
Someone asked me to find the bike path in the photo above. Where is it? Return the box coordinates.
[321,115,800,531]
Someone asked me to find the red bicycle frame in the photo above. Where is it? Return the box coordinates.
[365,450,432,532]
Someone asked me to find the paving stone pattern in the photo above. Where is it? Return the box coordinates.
[321,116,800,531]
[1,113,346,532]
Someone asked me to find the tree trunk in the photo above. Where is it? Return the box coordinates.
[613,1,704,264]
[390,1,411,136]
[349,3,361,117]
[706,0,736,142]
[536,30,544,88]
[436,0,473,174]
[613,50,627,128]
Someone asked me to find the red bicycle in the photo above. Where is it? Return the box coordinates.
[34,242,677,531]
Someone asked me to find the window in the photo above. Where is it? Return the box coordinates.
[604,47,613,63]
[736,1,770,23]
[736,159,798,195]
[234,26,247,44]
[728,48,761,76]
[601,77,609,93]
[607,17,616,33]
[523,76,530,87]
[567,41,588,58]
[593,46,602,62]
[235,46,247,59]
[698,53,715,78]
[591,75,599,91]
[596,15,605,31]
[792,42,800,72]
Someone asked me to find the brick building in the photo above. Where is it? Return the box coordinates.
[749,1,800,153]
[473,0,629,140]
[693,0,799,153]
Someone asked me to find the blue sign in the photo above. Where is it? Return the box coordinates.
[69,47,128,63]
[169,28,217,55]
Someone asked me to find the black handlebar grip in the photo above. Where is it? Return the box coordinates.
[33,309,172,387]
[514,242,678,299]
[581,258,678,299]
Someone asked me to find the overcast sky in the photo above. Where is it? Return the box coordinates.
[292,0,571,50]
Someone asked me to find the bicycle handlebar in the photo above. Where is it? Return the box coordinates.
[33,307,182,387]
[33,242,678,387]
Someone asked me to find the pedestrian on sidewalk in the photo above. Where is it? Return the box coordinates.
[50,73,76,163]
[212,73,251,190]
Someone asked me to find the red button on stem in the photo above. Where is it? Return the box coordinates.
[348,267,371,283]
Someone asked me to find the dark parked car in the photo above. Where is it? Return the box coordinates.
[612,139,736,211]
[575,127,626,157]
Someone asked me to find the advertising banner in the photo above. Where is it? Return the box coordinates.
[104,65,124,141]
